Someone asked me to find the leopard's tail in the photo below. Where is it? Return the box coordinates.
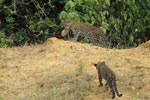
[113,80,122,97]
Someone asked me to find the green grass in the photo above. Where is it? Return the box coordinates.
[131,86,142,100]
[76,65,87,73]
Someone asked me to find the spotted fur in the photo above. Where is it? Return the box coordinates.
[94,61,122,99]
[61,20,109,47]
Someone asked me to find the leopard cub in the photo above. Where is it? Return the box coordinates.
[61,20,109,47]
[94,61,122,99]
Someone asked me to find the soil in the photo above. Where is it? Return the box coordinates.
[0,37,150,100]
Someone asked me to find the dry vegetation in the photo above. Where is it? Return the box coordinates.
[0,38,150,100]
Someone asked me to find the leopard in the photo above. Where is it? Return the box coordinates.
[94,61,122,99]
[61,20,109,48]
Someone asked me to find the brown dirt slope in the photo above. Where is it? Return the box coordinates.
[0,38,150,100]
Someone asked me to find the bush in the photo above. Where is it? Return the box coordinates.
[0,0,66,47]
[59,0,150,48]
[0,0,150,48]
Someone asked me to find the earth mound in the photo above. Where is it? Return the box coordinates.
[0,38,150,100]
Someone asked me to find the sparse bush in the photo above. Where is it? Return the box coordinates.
[131,86,141,100]
[48,72,92,100]
[76,65,87,73]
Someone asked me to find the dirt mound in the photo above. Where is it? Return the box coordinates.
[0,38,150,100]
[138,40,150,49]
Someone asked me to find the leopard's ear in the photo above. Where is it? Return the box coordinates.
[94,64,97,67]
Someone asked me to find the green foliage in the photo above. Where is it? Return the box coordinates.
[0,0,150,48]
[0,31,13,48]
[59,0,150,48]
[0,0,65,47]
[81,37,90,44]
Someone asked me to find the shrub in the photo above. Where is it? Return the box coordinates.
[0,0,66,47]
[59,0,150,48]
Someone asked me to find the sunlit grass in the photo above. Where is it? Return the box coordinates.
[47,72,93,100]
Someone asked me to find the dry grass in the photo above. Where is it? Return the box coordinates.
[0,38,150,100]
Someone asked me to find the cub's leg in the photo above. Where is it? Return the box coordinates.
[98,73,103,86]
[72,31,80,41]
[105,82,110,90]
[109,81,115,99]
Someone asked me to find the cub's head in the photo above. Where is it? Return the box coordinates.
[94,61,105,69]
[61,20,74,37]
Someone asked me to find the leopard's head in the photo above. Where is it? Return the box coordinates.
[94,61,105,69]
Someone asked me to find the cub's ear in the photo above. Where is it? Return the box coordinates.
[94,64,97,66]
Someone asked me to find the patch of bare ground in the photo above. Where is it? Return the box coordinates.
[0,38,150,100]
